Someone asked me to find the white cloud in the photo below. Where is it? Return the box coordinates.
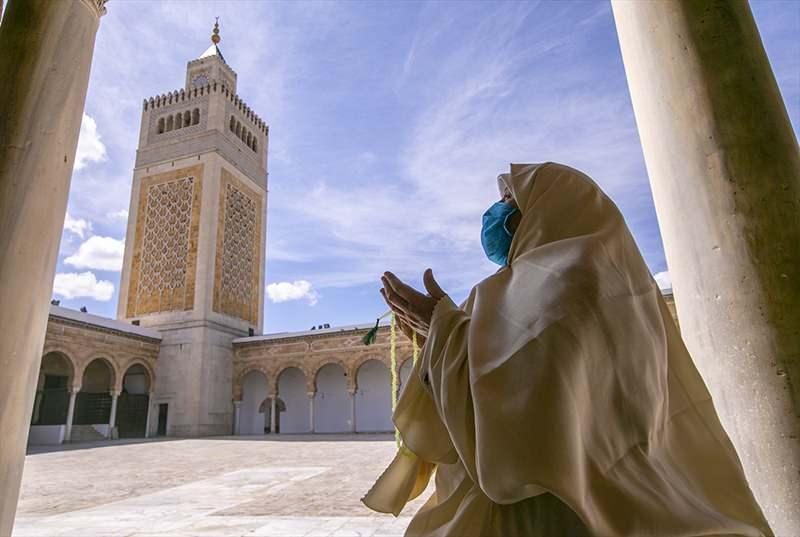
[106,209,128,221]
[74,114,107,171]
[654,270,672,290]
[266,280,319,305]
[63,212,92,238]
[64,236,125,271]
[53,272,114,301]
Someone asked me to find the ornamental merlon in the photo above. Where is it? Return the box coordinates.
[143,84,268,134]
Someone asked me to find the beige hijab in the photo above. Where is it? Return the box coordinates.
[364,162,771,536]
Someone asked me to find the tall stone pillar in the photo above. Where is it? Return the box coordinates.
[348,389,357,433]
[270,396,277,434]
[307,392,315,433]
[232,400,242,435]
[64,387,79,444]
[108,390,120,439]
[611,1,800,532]
[144,393,154,439]
[0,1,106,533]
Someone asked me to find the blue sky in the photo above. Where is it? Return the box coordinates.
[52,0,799,333]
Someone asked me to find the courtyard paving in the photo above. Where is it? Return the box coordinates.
[14,435,432,537]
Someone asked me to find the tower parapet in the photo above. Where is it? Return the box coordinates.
[142,84,268,134]
[135,77,269,185]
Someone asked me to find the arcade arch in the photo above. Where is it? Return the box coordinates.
[31,352,75,427]
[355,359,392,432]
[277,367,308,433]
[239,369,268,435]
[313,363,350,433]
[75,358,114,427]
[116,363,151,438]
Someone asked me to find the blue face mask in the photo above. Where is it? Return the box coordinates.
[481,201,518,266]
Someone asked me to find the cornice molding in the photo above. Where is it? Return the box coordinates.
[48,314,161,345]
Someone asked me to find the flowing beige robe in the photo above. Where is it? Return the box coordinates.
[362,163,772,537]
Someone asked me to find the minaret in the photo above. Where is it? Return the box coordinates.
[117,22,268,436]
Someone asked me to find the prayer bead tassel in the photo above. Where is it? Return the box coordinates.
[390,313,400,447]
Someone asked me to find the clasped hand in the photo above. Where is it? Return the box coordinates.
[380,268,447,347]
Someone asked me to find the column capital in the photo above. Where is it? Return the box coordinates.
[306,391,316,398]
[69,384,82,394]
[78,0,109,18]
[110,389,121,397]
[233,400,242,408]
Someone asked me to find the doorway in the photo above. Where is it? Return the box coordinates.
[157,403,168,436]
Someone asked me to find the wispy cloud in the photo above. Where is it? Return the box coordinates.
[106,209,128,222]
[277,1,655,296]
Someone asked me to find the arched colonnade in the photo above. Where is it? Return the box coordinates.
[29,347,156,444]
[234,356,416,435]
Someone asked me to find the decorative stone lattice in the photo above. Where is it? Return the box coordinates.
[126,166,203,317]
[214,169,262,324]
[138,178,194,298]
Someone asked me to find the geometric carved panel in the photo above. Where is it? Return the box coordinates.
[213,168,262,324]
[126,165,203,317]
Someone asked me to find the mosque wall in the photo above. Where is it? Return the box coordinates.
[233,325,415,434]
[232,292,678,435]
[33,294,677,440]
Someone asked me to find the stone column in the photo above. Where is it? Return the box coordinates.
[31,391,43,426]
[611,1,800,533]
[144,393,154,438]
[348,389,357,433]
[307,392,315,433]
[64,387,79,444]
[0,1,107,534]
[232,400,242,436]
[269,395,277,434]
[107,390,120,439]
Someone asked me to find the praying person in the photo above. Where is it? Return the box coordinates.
[363,163,772,536]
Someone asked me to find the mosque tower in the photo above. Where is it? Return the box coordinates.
[117,21,269,436]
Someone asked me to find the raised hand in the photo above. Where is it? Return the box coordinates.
[380,268,447,344]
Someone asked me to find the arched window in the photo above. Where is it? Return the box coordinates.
[235,121,241,137]
[157,117,165,134]
[252,139,258,152]
[166,115,174,132]
[246,132,252,147]
[229,116,236,132]
[184,110,191,126]
[192,108,200,125]
[175,113,182,129]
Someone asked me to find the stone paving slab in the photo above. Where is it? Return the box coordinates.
[14,435,428,537]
